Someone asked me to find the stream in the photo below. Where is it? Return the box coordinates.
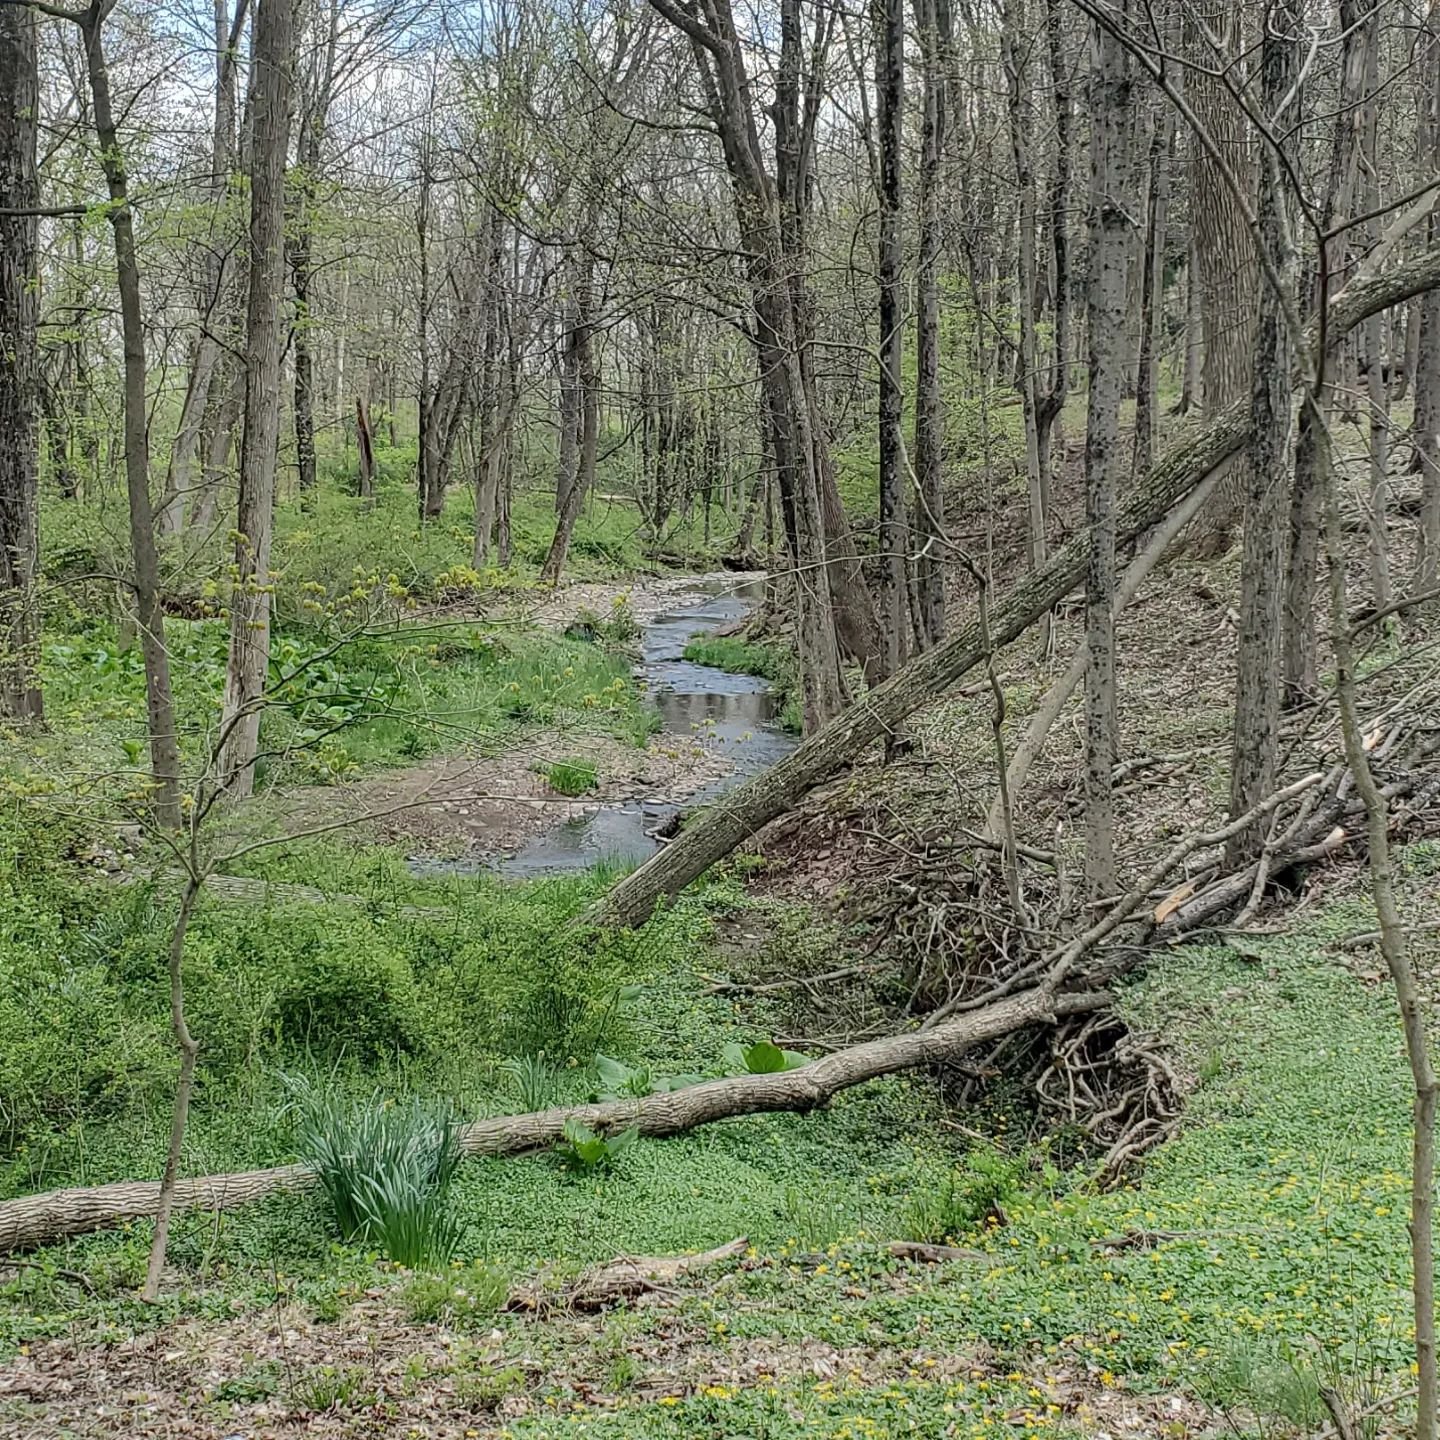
[480,575,796,877]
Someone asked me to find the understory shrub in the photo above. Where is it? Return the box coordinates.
[901,1147,1028,1243]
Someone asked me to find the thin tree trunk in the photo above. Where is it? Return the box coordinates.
[219,0,295,796]
[912,0,949,647]
[1005,0,1050,658]
[874,0,906,675]
[1081,11,1133,899]
[0,1,43,722]
[542,257,598,585]
[79,4,182,827]
[1285,0,1372,700]
[1188,0,1257,553]
[356,397,375,505]
[1134,102,1174,476]
[1180,241,1203,413]
[1226,1,1298,866]
[1320,396,1439,1440]
[141,874,202,1302]
[1416,10,1440,597]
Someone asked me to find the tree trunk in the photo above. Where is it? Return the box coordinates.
[912,0,949,647]
[1284,0,1374,701]
[0,2,43,723]
[157,0,242,539]
[874,0,906,674]
[1188,0,1257,552]
[0,984,1105,1252]
[541,260,599,585]
[1134,100,1174,477]
[141,874,202,1302]
[1034,0,1074,491]
[219,0,295,797]
[1081,11,1133,900]
[1180,241,1203,413]
[592,245,1440,930]
[1005,0,1050,658]
[356,397,375,504]
[1226,1,1298,867]
[1416,11,1440,597]
[79,6,182,827]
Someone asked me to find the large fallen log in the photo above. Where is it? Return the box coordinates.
[595,249,1440,930]
[0,987,1106,1253]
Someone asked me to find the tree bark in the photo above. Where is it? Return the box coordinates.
[141,875,202,1301]
[1284,0,1372,702]
[77,3,182,827]
[541,256,599,584]
[874,0,906,674]
[1081,11,1133,899]
[1134,99,1174,478]
[592,247,1440,930]
[1188,0,1257,552]
[219,0,296,797]
[1416,10,1440,597]
[1004,0,1050,657]
[0,985,1106,1252]
[0,1,43,722]
[912,0,949,647]
[1226,0,1298,867]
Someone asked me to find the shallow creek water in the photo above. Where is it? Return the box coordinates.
[414,575,798,878]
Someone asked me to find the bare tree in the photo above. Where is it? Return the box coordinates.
[0,0,43,722]
[219,0,297,796]
[1225,0,1298,865]
[911,0,949,647]
[874,0,906,672]
[1081,2,1134,899]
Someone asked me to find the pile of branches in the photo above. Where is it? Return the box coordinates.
[825,710,1440,1176]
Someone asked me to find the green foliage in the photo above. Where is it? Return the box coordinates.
[722,1038,808,1075]
[901,1148,1028,1243]
[555,1117,638,1173]
[681,635,802,735]
[400,1260,509,1326]
[565,597,639,646]
[268,920,426,1061]
[541,757,598,796]
[289,1363,376,1414]
[590,1054,702,1101]
[500,1053,562,1111]
[290,1080,461,1266]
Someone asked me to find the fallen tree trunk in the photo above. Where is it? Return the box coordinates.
[0,987,1107,1253]
[504,1236,750,1312]
[595,249,1440,930]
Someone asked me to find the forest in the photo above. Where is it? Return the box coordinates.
[2,0,1440,1434]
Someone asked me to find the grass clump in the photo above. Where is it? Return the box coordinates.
[401,1260,509,1325]
[540,757,599,796]
[901,1147,1029,1243]
[290,1081,462,1266]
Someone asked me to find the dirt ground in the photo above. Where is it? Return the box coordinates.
[273,728,729,860]
[254,571,762,860]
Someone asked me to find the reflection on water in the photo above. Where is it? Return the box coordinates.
[413,573,796,878]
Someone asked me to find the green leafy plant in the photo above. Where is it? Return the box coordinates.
[499,1052,561,1111]
[590,1054,703,1101]
[289,1080,462,1265]
[540,758,598,796]
[555,1117,638,1172]
[722,1039,808,1075]
[401,1260,508,1326]
[901,1148,1027,1243]
[289,1363,375,1414]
